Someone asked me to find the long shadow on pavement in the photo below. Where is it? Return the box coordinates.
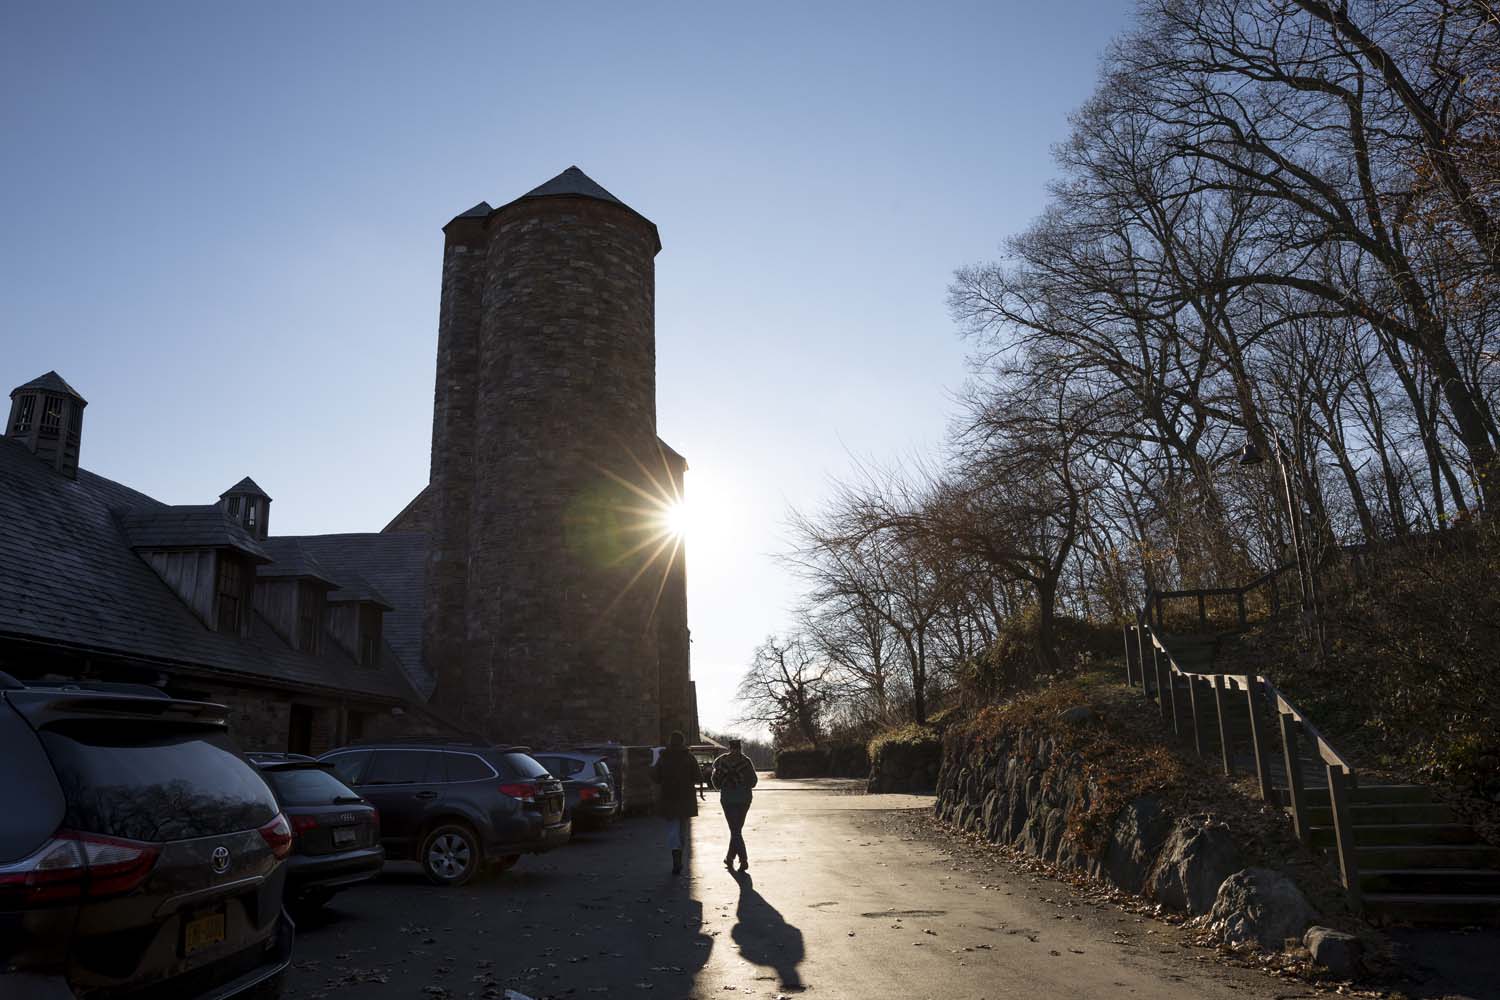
[729,869,806,992]
[283,819,713,998]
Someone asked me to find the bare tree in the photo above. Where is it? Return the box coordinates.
[735,634,834,748]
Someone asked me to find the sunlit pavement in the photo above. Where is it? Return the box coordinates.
[284,776,1293,999]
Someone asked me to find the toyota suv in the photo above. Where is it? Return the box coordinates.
[318,740,569,886]
[0,674,294,999]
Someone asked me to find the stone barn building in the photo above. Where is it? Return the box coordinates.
[0,167,696,752]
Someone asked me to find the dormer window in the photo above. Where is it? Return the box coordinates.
[358,604,382,666]
[246,503,258,531]
[227,497,241,517]
[12,395,34,434]
[296,582,323,654]
[216,557,244,633]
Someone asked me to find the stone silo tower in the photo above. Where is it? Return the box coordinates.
[425,167,669,746]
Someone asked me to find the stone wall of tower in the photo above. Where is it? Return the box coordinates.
[656,443,693,744]
[424,213,487,716]
[427,192,664,747]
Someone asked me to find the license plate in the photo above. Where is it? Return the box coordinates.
[333,826,357,847]
[184,910,226,955]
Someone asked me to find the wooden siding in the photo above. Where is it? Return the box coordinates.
[142,549,217,628]
[254,578,298,645]
[325,602,383,665]
[326,603,359,660]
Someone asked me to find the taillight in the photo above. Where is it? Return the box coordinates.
[579,787,599,802]
[290,815,319,835]
[258,813,293,859]
[0,830,159,907]
[367,806,380,828]
[499,782,538,804]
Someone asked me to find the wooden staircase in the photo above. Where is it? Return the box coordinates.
[1126,598,1500,927]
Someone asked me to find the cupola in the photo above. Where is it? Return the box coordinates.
[7,371,87,479]
[219,477,272,541]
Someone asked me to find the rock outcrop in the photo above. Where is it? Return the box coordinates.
[1208,867,1317,948]
[1303,926,1364,976]
[1149,818,1245,915]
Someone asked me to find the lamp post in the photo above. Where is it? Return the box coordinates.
[1237,434,1320,643]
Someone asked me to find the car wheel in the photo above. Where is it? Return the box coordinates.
[420,823,481,886]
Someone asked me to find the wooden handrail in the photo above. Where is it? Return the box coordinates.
[1142,564,1294,630]
[1155,586,1244,599]
[1139,630,1351,773]
[1122,610,1361,908]
[1263,679,1354,775]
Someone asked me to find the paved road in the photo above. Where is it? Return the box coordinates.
[283,777,1299,999]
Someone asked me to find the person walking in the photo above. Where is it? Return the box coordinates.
[711,739,758,871]
[652,730,701,875]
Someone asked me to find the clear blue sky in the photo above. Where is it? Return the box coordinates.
[1,1,1132,734]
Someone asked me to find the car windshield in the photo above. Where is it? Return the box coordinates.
[40,722,278,842]
[266,766,359,806]
[499,752,550,778]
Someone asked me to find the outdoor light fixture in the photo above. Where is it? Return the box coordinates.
[1237,442,1265,466]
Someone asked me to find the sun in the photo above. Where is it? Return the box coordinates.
[661,499,693,539]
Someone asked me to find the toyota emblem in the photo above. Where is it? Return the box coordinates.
[210,846,231,874]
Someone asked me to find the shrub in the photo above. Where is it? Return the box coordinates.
[959,608,1122,708]
[773,742,870,779]
[868,721,941,759]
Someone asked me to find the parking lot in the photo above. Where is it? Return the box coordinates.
[284,778,1291,1000]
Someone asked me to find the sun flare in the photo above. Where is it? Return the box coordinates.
[661,499,693,539]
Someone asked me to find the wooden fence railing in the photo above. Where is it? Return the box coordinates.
[1122,598,1362,908]
[1145,564,1294,632]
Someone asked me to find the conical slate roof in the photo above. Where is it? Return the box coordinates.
[446,167,660,250]
[12,370,87,404]
[520,166,627,208]
[221,476,271,500]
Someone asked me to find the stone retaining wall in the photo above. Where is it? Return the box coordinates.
[935,718,1245,914]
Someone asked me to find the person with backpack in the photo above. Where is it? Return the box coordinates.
[711,739,758,871]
